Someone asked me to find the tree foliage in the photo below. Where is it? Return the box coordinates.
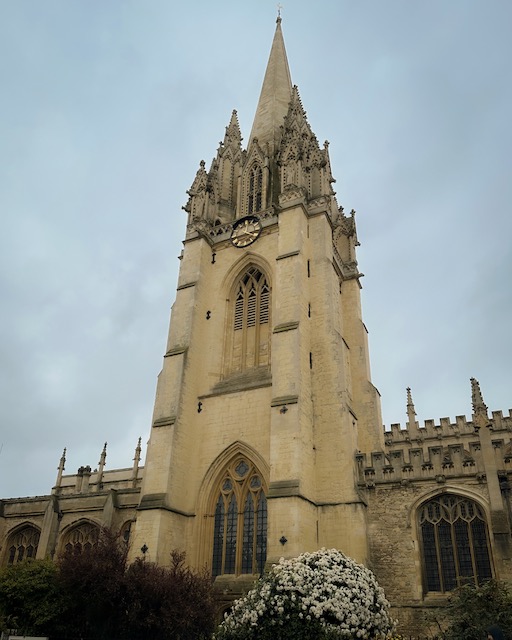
[436,580,512,640]
[0,528,215,640]
[121,551,216,640]
[57,526,128,639]
[0,558,64,636]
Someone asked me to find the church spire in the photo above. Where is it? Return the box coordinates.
[249,16,293,152]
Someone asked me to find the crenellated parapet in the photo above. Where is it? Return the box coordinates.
[384,409,512,445]
[356,383,512,487]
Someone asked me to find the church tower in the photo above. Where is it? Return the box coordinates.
[131,17,384,593]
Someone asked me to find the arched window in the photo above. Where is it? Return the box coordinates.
[63,522,99,554]
[419,494,493,593]
[121,521,132,544]
[247,164,262,215]
[6,526,40,564]
[230,266,270,373]
[212,458,267,577]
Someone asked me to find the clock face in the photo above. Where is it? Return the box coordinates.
[230,216,262,248]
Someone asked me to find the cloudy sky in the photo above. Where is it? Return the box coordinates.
[1,1,511,499]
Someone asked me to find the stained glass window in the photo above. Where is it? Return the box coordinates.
[6,526,40,564]
[63,522,99,554]
[419,494,492,593]
[212,459,267,577]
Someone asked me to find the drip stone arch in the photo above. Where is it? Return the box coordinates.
[3,522,41,565]
[196,441,269,576]
[222,256,272,377]
[58,518,102,556]
[408,486,494,596]
[221,252,273,292]
[406,485,492,528]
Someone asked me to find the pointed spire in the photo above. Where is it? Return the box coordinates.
[249,16,293,152]
[471,377,488,418]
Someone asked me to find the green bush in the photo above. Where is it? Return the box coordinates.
[438,580,512,640]
[0,559,64,636]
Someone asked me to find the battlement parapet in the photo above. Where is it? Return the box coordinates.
[385,409,512,445]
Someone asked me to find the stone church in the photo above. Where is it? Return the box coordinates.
[1,17,511,635]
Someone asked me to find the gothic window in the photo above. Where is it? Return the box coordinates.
[121,521,132,544]
[230,266,270,373]
[247,164,263,214]
[63,522,100,554]
[419,494,493,593]
[6,526,40,564]
[212,458,267,577]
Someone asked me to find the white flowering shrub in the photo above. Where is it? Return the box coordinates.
[216,548,394,640]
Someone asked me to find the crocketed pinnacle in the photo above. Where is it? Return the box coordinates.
[470,377,488,418]
[98,442,107,468]
[222,110,242,151]
[134,437,142,462]
[249,15,293,151]
[406,386,419,434]
[406,387,416,416]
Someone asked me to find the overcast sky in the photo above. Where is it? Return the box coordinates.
[1,1,511,499]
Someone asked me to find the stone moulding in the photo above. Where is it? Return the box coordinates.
[164,346,188,358]
[271,395,298,407]
[276,250,300,261]
[152,416,176,428]
[176,281,197,291]
[273,321,299,333]
[267,479,300,498]
[137,493,195,517]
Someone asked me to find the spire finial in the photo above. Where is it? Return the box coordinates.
[471,377,488,418]
[277,3,283,20]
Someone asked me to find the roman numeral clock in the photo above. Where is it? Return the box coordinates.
[230,216,262,248]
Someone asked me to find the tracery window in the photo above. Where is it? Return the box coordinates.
[247,164,262,215]
[419,494,493,593]
[7,526,40,564]
[63,522,99,554]
[230,266,270,373]
[212,458,267,577]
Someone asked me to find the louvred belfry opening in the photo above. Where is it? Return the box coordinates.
[230,266,270,373]
[248,164,263,215]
